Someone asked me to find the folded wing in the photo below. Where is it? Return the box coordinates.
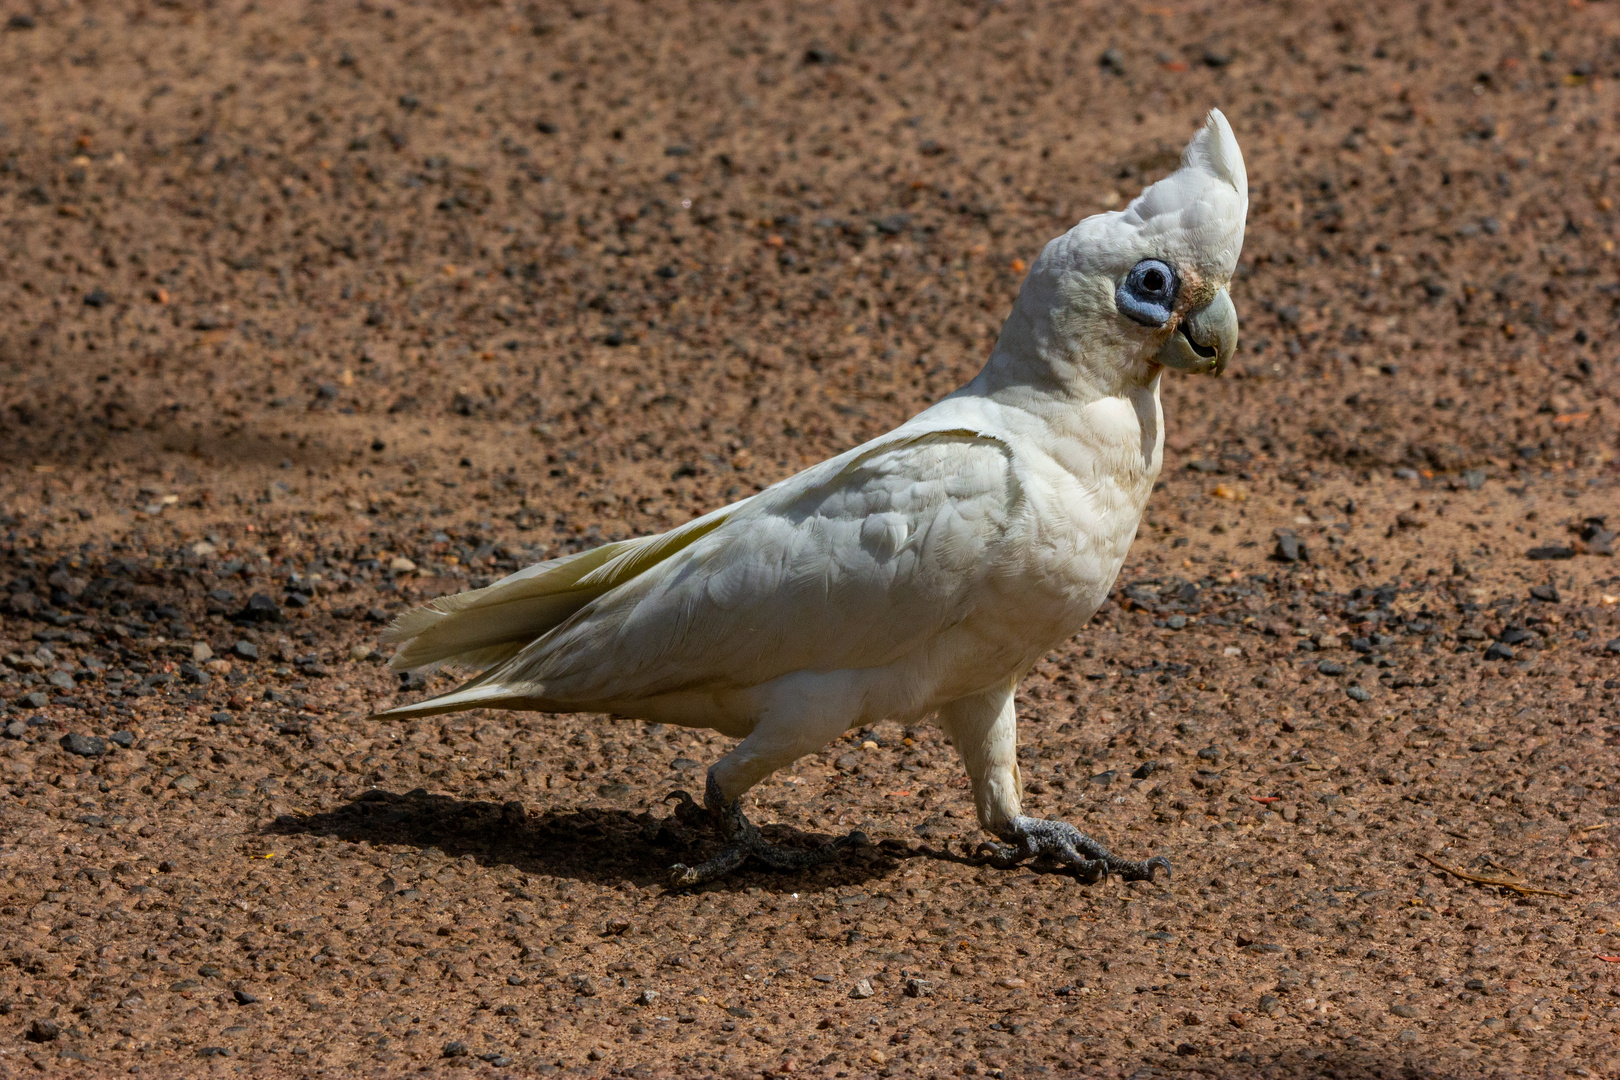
[379,430,1017,716]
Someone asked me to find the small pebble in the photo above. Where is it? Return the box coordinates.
[237,594,282,623]
[61,733,109,757]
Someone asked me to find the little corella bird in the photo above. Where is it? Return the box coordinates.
[377,109,1247,888]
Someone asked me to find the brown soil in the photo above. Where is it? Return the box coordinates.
[2,2,1620,1078]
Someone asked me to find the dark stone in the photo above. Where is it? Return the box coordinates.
[1525,545,1575,561]
[232,640,260,660]
[1089,770,1117,787]
[1346,686,1371,702]
[109,730,135,748]
[17,691,48,709]
[442,1041,470,1058]
[874,212,912,235]
[178,663,210,685]
[1317,661,1346,676]
[1581,518,1616,555]
[1273,534,1307,563]
[1605,639,1620,655]
[83,287,111,308]
[233,989,260,1005]
[1484,642,1514,661]
[236,594,282,623]
[26,1018,61,1042]
[197,1047,228,1057]
[1130,761,1159,780]
[61,733,109,756]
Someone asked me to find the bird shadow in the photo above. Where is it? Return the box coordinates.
[266,787,906,893]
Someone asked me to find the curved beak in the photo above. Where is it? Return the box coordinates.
[1154,288,1238,376]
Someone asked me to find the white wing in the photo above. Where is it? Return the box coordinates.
[381,429,1017,714]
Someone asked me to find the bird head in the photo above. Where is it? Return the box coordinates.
[994,109,1248,393]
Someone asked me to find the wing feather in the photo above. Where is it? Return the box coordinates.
[376,428,1017,719]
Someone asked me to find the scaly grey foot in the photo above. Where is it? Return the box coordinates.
[977,815,1171,884]
[666,774,867,888]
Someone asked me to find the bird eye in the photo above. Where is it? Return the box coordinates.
[1116,258,1178,328]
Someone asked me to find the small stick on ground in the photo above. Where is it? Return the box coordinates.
[1418,852,1572,900]
[1571,822,1610,838]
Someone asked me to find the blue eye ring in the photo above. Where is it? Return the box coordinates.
[1116,258,1178,327]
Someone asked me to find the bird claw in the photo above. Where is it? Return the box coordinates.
[663,789,710,830]
[666,798,864,889]
[982,816,1172,885]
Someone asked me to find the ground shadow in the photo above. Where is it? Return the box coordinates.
[0,386,368,476]
[268,787,903,892]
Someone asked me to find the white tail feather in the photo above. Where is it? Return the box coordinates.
[380,500,742,676]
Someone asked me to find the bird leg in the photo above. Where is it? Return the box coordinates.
[977,816,1171,884]
[666,773,866,888]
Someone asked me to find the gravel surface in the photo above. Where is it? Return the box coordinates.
[2,2,1620,1077]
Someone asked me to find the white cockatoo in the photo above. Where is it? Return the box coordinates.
[377,110,1247,888]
